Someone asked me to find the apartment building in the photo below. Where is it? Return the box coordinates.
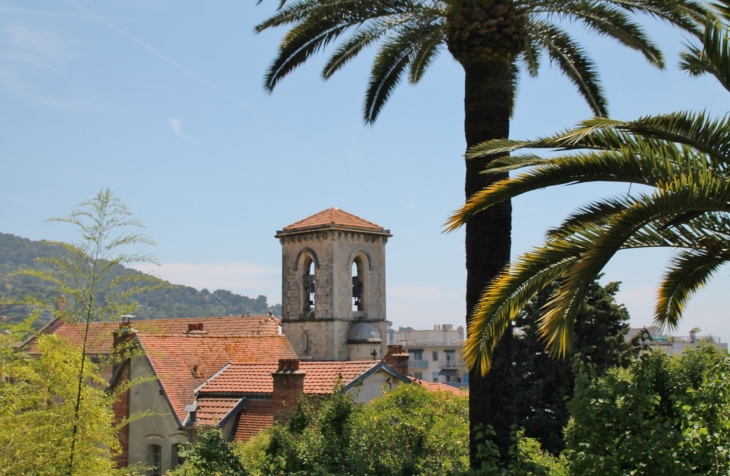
[388,324,468,388]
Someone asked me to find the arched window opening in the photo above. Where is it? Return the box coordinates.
[147,444,162,476]
[302,258,316,313]
[352,257,364,311]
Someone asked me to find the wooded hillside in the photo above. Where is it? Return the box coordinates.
[0,232,281,327]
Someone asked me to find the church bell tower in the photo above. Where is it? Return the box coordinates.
[276,208,391,361]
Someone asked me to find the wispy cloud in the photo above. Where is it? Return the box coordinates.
[0,23,76,70]
[132,260,281,302]
[67,0,258,115]
[0,23,105,109]
[168,118,198,144]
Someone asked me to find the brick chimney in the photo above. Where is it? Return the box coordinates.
[112,315,136,368]
[384,345,409,376]
[111,315,136,469]
[271,359,306,422]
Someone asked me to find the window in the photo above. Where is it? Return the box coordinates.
[147,444,161,476]
[432,372,439,383]
[463,373,469,384]
[432,351,438,361]
[351,257,365,311]
[414,372,423,380]
[302,258,316,313]
[445,350,455,362]
[409,350,423,361]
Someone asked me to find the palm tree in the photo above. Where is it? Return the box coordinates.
[447,11,730,379]
[256,0,705,462]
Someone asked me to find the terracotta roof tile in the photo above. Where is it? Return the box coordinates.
[194,397,242,427]
[25,315,282,355]
[409,377,469,395]
[201,361,380,396]
[233,400,274,443]
[282,208,384,232]
[137,334,297,422]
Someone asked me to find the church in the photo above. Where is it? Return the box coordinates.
[26,208,466,473]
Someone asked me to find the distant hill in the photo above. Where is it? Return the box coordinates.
[0,232,281,327]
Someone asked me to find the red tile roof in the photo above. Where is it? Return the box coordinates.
[137,334,297,422]
[409,377,469,395]
[282,208,384,232]
[200,361,380,395]
[25,315,282,355]
[233,400,274,443]
[194,397,242,427]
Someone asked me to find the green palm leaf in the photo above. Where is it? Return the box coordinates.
[656,250,728,328]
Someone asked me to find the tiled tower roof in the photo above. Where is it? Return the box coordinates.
[282,207,385,232]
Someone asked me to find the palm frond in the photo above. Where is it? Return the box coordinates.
[464,247,582,375]
[448,142,702,231]
[520,36,542,77]
[538,179,730,357]
[655,250,728,328]
[408,26,444,84]
[322,22,394,79]
[540,2,664,68]
[680,14,730,93]
[364,27,425,122]
[263,18,351,91]
[531,21,608,116]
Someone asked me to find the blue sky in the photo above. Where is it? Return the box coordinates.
[2,1,730,339]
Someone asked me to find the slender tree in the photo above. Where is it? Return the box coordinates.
[256,0,704,463]
[9,189,160,475]
[448,9,730,377]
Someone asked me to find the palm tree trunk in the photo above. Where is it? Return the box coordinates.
[462,58,515,467]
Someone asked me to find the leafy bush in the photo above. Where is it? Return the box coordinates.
[171,428,247,476]
[565,346,730,475]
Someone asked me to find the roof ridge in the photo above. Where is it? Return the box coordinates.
[282,207,384,232]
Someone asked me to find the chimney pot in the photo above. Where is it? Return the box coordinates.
[385,345,409,377]
[188,324,194,332]
[198,323,204,331]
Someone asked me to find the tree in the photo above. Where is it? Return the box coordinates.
[513,276,637,455]
[565,347,730,475]
[256,0,705,463]
[448,7,730,376]
[170,428,247,476]
[0,330,132,475]
[4,189,160,474]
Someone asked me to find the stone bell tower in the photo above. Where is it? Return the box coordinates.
[276,208,391,361]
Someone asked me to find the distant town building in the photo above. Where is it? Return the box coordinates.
[627,326,728,356]
[388,324,468,388]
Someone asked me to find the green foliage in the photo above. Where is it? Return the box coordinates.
[170,428,247,476]
[469,425,568,476]
[565,346,730,475]
[513,276,637,455]
[348,383,469,475]
[0,231,280,328]
[0,332,132,475]
[240,383,472,475]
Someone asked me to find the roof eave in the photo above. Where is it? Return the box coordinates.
[275,225,392,238]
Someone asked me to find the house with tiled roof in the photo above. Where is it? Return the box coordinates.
[107,317,411,473]
[184,355,411,444]
[108,318,298,471]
